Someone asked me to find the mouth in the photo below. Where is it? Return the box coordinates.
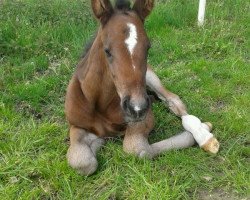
[124,114,146,123]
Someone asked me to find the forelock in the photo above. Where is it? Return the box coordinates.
[115,0,131,10]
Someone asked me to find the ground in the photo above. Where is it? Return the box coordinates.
[0,0,249,199]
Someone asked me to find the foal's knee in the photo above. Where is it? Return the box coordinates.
[67,144,98,176]
[167,95,187,116]
[123,110,155,159]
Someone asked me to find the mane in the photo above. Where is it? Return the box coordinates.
[80,33,96,58]
[115,0,131,10]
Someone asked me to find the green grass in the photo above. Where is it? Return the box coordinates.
[0,0,249,199]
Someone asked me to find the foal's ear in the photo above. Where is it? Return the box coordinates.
[132,0,154,22]
[91,0,113,25]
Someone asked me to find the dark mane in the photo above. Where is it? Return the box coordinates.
[115,0,131,10]
[81,33,96,58]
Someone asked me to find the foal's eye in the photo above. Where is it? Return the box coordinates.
[104,48,112,58]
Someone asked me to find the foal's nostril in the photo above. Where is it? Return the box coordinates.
[122,95,150,120]
[122,96,130,111]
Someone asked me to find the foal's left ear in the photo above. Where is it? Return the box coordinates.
[133,0,154,22]
[91,0,113,25]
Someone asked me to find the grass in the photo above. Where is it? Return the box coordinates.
[0,0,249,199]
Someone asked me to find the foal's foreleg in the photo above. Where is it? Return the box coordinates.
[151,123,212,155]
[67,126,104,175]
[123,111,213,158]
[146,66,220,153]
[124,122,212,158]
[146,66,187,117]
[124,130,195,158]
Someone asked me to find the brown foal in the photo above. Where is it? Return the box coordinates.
[65,0,198,175]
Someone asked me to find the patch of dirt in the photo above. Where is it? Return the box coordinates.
[15,101,42,119]
[210,100,226,112]
[197,188,247,200]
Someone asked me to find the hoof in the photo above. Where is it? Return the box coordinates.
[201,137,220,154]
[203,122,213,131]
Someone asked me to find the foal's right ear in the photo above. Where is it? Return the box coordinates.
[91,0,113,25]
[133,0,154,22]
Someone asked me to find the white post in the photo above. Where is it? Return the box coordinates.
[198,0,206,26]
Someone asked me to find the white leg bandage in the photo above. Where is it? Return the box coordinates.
[181,115,220,154]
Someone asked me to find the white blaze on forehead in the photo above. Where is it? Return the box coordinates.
[125,23,138,55]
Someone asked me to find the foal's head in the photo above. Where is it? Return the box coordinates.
[92,0,154,122]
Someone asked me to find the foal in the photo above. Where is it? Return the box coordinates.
[65,0,202,175]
